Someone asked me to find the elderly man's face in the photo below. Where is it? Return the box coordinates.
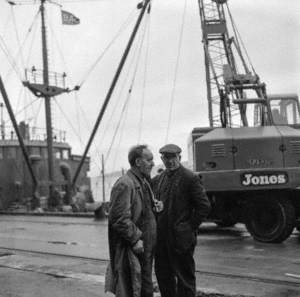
[161,153,181,171]
[136,148,154,178]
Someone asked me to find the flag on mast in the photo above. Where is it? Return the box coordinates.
[61,10,80,25]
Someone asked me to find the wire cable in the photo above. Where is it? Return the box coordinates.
[3,97,40,126]
[104,13,149,166]
[225,3,256,75]
[2,7,40,83]
[11,5,26,70]
[49,19,104,173]
[94,21,145,156]
[53,97,85,145]
[47,9,104,173]
[110,91,130,172]
[165,0,187,143]
[25,8,40,67]
[73,92,102,173]
[77,6,137,88]
[0,35,23,81]
[32,97,43,128]
[137,9,151,143]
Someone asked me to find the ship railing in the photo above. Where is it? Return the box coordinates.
[0,125,67,143]
[24,67,67,89]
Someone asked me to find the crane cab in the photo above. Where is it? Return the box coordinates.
[269,94,300,127]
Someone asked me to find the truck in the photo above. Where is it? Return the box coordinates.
[189,0,300,243]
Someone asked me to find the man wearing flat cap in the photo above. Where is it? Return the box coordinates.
[153,144,211,297]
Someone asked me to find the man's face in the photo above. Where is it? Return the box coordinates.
[136,148,154,178]
[161,153,181,171]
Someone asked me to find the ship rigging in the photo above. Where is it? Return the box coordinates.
[0,0,299,212]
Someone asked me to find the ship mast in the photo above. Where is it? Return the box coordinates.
[23,0,70,199]
[40,0,54,198]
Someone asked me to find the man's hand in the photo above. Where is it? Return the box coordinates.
[132,239,144,254]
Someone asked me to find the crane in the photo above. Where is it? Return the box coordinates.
[189,0,300,243]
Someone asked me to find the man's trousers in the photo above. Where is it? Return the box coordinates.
[155,241,196,297]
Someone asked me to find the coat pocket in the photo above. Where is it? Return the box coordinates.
[174,222,196,253]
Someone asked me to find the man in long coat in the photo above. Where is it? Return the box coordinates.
[106,144,157,297]
[153,144,211,297]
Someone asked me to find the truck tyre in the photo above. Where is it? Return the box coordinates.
[245,198,295,243]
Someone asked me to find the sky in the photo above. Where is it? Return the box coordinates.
[0,0,300,178]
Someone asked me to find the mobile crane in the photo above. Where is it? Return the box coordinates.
[189,0,300,242]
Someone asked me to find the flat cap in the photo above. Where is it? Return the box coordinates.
[159,144,182,154]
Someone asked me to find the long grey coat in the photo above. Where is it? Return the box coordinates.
[106,169,156,297]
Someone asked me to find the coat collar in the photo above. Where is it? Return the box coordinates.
[127,168,144,188]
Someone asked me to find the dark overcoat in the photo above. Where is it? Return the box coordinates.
[153,165,211,254]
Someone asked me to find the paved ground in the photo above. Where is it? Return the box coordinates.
[0,250,250,297]
[0,215,299,297]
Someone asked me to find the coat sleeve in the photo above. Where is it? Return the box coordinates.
[189,174,211,229]
[109,181,142,245]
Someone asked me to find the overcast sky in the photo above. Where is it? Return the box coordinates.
[0,0,300,177]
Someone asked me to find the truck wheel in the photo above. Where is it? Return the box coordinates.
[245,198,295,243]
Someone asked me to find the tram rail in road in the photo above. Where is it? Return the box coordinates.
[0,246,299,288]
[0,216,299,297]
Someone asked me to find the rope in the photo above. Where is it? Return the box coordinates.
[32,98,43,128]
[3,97,40,126]
[2,7,40,82]
[48,18,68,74]
[49,8,105,173]
[104,12,149,167]
[2,8,11,38]
[76,6,137,89]
[25,9,40,67]
[48,20,84,135]
[0,35,23,81]
[225,3,257,75]
[53,96,103,173]
[97,53,140,147]
[11,6,26,70]
[53,98,85,144]
[111,94,130,172]
[16,87,26,120]
[74,92,103,173]
[164,0,187,143]
[48,8,105,173]
[137,9,151,143]
[95,17,148,157]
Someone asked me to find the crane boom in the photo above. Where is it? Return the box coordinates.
[198,0,266,127]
